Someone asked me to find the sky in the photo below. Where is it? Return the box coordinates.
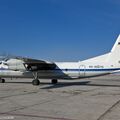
[0,0,120,61]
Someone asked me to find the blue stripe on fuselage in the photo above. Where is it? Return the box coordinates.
[0,68,120,72]
[58,68,120,72]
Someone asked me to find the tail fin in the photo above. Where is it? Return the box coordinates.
[109,35,120,65]
[111,35,120,52]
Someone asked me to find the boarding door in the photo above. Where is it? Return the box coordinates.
[79,65,86,77]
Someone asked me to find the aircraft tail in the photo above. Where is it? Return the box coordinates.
[111,35,120,52]
[109,35,120,65]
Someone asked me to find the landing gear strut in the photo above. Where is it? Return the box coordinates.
[32,72,40,86]
[52,79,58,84]
[0,78,5,83]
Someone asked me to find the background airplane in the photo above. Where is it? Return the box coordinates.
[0,35,120,85]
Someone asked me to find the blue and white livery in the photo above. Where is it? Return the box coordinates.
[0,35,120,85]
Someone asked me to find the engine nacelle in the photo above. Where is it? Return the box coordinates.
[7,59,26,71]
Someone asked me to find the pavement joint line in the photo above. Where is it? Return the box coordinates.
[0,92,74,115]
[0,113,77,120]
[1,77,120,120]
[97,98,120,120]
[46,88,99,95]
[2,91,73,114]
[3,100,55,114]
[1,93,71,114]
[0,91,39,99]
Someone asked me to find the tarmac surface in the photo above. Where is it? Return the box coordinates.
[0,74,120,120]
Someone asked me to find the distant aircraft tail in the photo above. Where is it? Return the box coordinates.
[109,35,120,65]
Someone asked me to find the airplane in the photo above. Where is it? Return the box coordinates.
[0,35,120,86]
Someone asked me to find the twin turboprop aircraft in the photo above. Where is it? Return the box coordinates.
[0,35,120,85]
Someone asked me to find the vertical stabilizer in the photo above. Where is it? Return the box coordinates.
[109,35,120,65]
[111,35,120,52]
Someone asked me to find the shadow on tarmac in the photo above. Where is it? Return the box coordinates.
[4,80,120,89]
[41,81,120,89]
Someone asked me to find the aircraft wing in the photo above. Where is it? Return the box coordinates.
[23,58,56,71]
[15,56,56,71]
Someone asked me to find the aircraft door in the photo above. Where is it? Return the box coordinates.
[79,65,86,77]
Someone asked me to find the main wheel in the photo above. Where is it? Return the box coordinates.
[51,79,58,84]
[0,79,5,83]
[32,79,40,86]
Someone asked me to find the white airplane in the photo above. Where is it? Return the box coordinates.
[0,35,120,85]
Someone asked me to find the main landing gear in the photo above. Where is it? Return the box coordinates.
[32,72,40,86]
[31,72,58,85]
[0,78,5,83]
[51,79,58,84]
[32,79,40,86]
